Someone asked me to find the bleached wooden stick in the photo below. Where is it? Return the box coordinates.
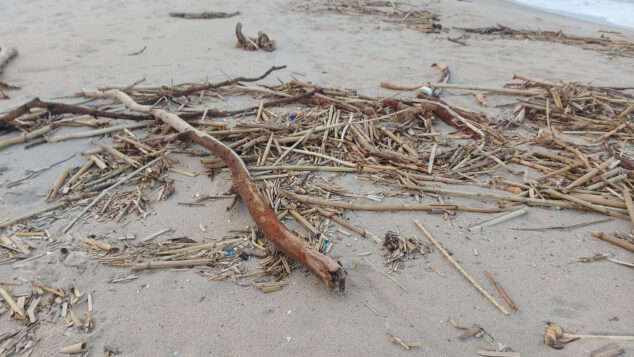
[414,220,508,315]
[0,286,25,319]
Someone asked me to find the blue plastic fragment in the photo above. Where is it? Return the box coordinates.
[289,113,296,120]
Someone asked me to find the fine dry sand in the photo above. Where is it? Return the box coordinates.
[1,0,633,356]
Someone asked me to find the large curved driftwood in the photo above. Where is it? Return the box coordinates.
[83,89,345,291]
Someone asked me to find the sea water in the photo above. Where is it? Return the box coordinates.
[510,0,634,29]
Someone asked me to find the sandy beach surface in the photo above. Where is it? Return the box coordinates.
[1,0,633,356]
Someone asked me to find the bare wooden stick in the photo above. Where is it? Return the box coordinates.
[0,201,65,228]
[92,140,141,167]
[428,143,437,174]
[132,259,214,270]
[26,297,40,323]
[512,73,556,86]
[565,158,615,190]
[282,190,506,213]
[30,280,65,297]
[534,163,582,182]
[547,189,630,220]
[84,88,345,291]
[562,333,634,342]
[0,97,150,128]
[0,286,25,319]
[588,231,634,252]
[378,125,417,156]
[621,185,634,227]
[468,209,526,232]
[314,207,366,237]
[59,342,86,354]
[62,159,94,193]
[88,155,107,170]
[0,125,52,149]
[483,270,518,312]
[45,168,70,201]
[48,121,151,143]
[380,81,543,95]
[414,220,509,315]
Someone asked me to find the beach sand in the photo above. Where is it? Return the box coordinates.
[1,0,633,356]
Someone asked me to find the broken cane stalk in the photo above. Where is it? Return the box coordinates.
[414,220,509,315]
[83,88,345,291]
[0,286,26,319]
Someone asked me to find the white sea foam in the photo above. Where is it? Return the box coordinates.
[510,0,634,29]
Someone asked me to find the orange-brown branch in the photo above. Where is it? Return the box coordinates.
[84,89,346,291]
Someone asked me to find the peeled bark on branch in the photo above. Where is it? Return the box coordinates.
[83,88,345,291]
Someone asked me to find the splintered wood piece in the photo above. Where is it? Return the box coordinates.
[0,286,25,319]
[26,297,40,323]
[588,231,634,252]
[46,168,70,201]
[621,185,634,227]
[84,89,345,291]
[80,237,115,252]
[59,342,86,354]
[414,220,508,315]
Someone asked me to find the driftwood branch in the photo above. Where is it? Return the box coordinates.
[235,22,276,52]
[179,88,317,119]
[0,97,152,129]
[83,88,346,291]
[141,65,286,104]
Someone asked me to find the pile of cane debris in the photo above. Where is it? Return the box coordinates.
[457,24,634,58]
[1,64,633,286]
[293,3,634,58]
[0,279,93,355]
[0,63,633,353]
[297,0,442,33]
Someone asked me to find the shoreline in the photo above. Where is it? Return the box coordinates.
[505,0,634,30]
